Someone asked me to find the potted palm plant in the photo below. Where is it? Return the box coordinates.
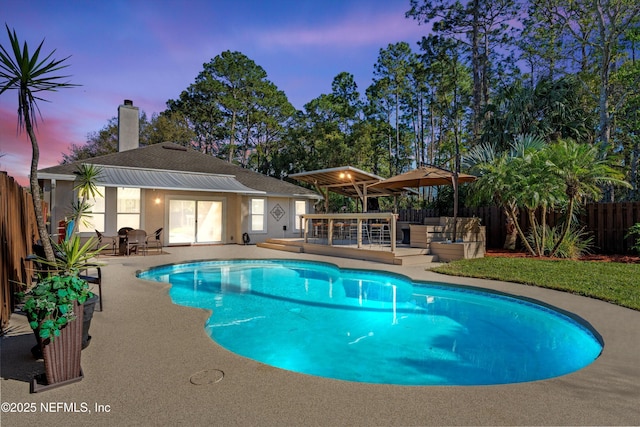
[20,235,102,392]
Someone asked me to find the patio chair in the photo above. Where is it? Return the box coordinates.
[26,243,55,280]
[347,220,372,245]
[369,222,391,245]
[79,265,103,311]
[95,229,117,255]
[126,229,148,256]
[145,228,163,253]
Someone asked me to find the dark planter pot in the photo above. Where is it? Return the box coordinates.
[31,300,84,392]
[31,294,99,358]
[82,293,100,349]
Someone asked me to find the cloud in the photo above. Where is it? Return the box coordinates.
[255,7,426,51]
[0,106,77,186]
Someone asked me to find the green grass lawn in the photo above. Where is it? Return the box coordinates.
[430,257,640,311]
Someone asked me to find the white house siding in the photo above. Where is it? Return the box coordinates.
[42,180,311,247]
[241,196,310,244]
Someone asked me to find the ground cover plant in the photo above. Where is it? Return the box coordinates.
[430,254,640,311]
[626,223,640,254]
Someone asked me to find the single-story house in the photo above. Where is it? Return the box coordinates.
[38,100,321,248]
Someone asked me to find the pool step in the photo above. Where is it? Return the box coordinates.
[257,241,303,253]
[395,253,439,265]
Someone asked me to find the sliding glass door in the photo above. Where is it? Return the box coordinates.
[196,200,222,242]
[168,199,223,244]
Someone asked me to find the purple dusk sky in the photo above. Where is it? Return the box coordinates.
[1,0,429,185]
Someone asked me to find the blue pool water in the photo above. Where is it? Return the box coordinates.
[138,259,602,386]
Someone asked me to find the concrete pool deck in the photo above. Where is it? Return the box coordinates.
[1,245,639,426]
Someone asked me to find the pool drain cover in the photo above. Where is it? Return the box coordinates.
[190,369,224,385]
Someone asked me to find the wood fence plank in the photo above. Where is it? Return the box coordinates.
[1,172,40,332]
[624,203,636,252]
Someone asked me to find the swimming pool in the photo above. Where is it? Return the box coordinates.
[138,259,602,386]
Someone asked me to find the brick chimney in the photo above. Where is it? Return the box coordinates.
[118,99,139,152]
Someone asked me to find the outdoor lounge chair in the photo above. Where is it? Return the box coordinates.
[145,228,163,253]
[95,229,117,255]
[126,229,147,255]
[79,265,103,311]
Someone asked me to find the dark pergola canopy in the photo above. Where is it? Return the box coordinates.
[289,166,411,212]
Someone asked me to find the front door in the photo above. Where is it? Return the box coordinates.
[168,199,223,244]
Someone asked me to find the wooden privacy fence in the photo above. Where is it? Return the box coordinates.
[585,203,640,254]
[1,172,39,332]
[398,202,640,254]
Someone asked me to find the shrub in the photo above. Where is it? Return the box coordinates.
[527,225,593,259]
[626,223,640,254]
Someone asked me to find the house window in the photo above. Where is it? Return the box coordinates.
[250,198,265,232]
[294,200,306,231]
[117,187,140,230]
[78,185,106,232]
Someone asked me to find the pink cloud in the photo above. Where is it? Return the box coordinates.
[255,7,427,51]
[0,106,78,186]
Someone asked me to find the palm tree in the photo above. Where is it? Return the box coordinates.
[464,134,553,256]
[70,164,103,235]
[508,137,562,256]
[0,25,79,262]
[547,139,630,257]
